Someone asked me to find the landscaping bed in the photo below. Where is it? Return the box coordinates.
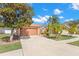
[47,35,76,41]
[68,41,79,46]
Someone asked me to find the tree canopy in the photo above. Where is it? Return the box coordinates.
[0,3,34,28]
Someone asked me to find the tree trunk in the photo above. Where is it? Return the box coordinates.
[49,29,52,37]
[10,28,14,41]
[56,31,62,39]
[17,28,20,39]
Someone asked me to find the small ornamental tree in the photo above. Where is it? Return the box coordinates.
[0,3,34,41]
[47,16,62,38]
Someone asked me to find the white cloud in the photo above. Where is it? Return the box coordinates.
[65,18,74,22]
[54,9,63,15]
[45,15,50,19]
[32,15,50,23]
[42,8,47,11]
[59,16,64,19]
[71,3,79,10]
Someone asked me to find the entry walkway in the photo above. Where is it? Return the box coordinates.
[21,36,79,56]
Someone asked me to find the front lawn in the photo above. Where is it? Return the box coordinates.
[68,41,79,46]
[0,41,22,53]
[0,34,22,53]
[0,34,10,39]
[47,35,75,41]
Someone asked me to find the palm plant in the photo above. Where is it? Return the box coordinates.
[47,15,62,38]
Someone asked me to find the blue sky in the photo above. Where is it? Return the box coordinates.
[31,3,79,25]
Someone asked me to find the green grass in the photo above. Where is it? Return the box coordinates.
[68,41,79,46]
[47,35,75,41]
[0,41,22,53]
[0,34,10,39]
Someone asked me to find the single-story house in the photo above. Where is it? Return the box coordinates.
[19,24,41,36]
[0,24,41,36]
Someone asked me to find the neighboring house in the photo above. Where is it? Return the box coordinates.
[0,28,17,35]
[61,30,69,35]
[64,21,79,29]
[63,21,79,34]
[0,28,12,34]
[40,26,47,34]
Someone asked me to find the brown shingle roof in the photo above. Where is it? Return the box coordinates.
[30,24,40,27]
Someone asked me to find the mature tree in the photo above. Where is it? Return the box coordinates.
[0,3,33,41]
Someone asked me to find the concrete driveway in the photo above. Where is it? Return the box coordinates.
[20,36,79,56]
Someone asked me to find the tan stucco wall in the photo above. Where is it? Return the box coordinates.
[20,27,40,36]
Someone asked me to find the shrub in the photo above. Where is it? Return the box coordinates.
[43,30,49,36]
[76,31,79,34]
[13,35,20,40]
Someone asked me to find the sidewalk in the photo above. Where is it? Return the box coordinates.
[58,34,79,43]
[0,49,23,56]
[58,37,79,43]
